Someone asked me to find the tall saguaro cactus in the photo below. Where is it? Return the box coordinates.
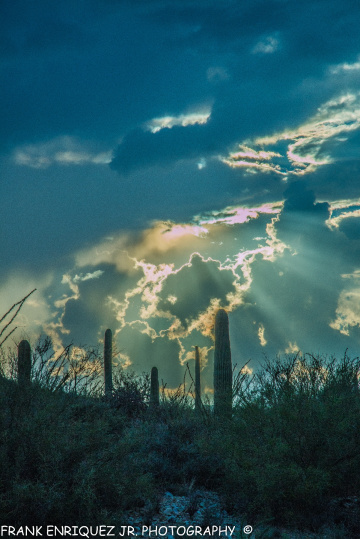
[104,329,113,396]
[150,366,159,407]
[18,339,31,386]
[213,309,232,418]
[195,346,201,412]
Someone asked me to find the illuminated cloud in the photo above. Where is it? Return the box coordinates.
[331,287,360,336]
[43,202,288,378]
[194,201,282,226]
[222,93,360,176]
[330,56,360,74]
[4,181,360,386]
[258,323,267,346]
[325,198,360,229]
[3,0,360,392]
[13,136,112,169]
[73,270,105,283]
[222,145,285,175]
[74,221,209,275]
[144,108,211,133]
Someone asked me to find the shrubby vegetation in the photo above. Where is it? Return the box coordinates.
[223,353,360,533]
[0,289,358,535]
[0,338,360,536]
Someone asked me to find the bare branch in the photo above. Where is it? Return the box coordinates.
[0,326,17,349]
[0,289,37,344]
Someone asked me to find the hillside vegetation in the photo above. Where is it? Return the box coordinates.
[0,349,360,536]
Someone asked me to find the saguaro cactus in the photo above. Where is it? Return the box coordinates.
[18,339,31,386]
[104,329,113,396]
[213,309,232,418]
[150,366,159,406]
[195,346,201,412]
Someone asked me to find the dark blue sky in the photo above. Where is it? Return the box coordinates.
[2,0,360,388]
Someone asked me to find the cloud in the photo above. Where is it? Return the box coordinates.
[222,145,285,176]
[258,323,267,346]
[222,93,360,177]
[4,182,360,386]
[110,81,360,182]
[156,253,237,328]
[74,221,208,274]
[194,202,282,226]
[4,0,360,195]
[113,323,185,386]
[110,121,220,175]
[144,108,211,133]
[4,0,360,388]
[13,137,112,169]
[331,287,360,336]
[330,56,360,74]
[252,34,280,55]
[3,0,360,159]
[73,270,104,283]
[28,202,287,384]
[227,182,356,363]
[326,199,360,230]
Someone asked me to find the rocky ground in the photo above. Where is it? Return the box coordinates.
[123,490,350,539]
[125,490,244,538]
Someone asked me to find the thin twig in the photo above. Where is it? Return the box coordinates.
[0,289,37,341]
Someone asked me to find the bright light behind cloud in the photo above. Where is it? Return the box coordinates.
[4,190,360,387]
[36,203,288,372]
[3,0,360,397]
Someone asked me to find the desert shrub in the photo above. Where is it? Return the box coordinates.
[0,375,156,524]
[222,352,360,530]
[1,347,360,534]
[121,407,214,489]
[105,368,149,417]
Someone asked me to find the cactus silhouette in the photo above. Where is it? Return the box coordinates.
[104,329,113,396]
[213,309,232,418]
[18,339,31,385]
[195,346,201,412]
[150,366,159,406]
